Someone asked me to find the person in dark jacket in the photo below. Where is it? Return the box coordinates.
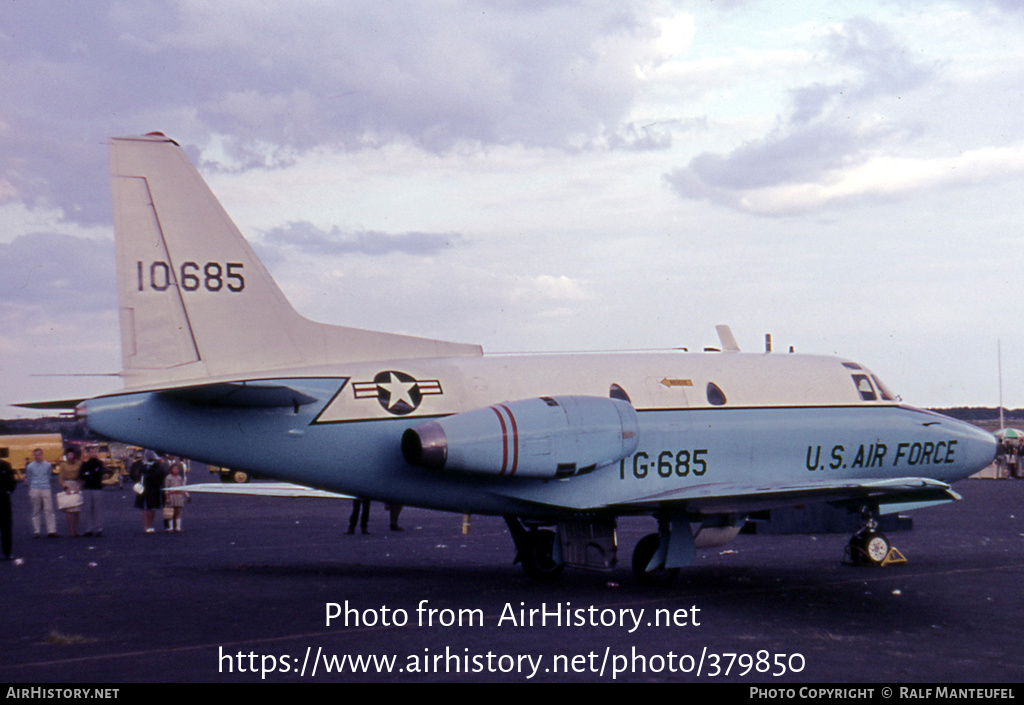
[346,498,370,534]
[0,456,16,560]
[79,447,106,537]
[137,451,168,533]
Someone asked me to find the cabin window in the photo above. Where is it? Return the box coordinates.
[706,382,727,406]
[851,374,877,401]
[609,384,631,403]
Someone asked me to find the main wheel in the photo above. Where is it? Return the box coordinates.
[520,529,564,581]
[632,533,679,586]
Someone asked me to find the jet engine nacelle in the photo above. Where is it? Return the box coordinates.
[402,395,639,478]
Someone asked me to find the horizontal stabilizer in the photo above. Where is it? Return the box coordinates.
[13,398,87,411]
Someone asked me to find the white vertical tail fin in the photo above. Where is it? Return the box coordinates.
[111,133,481,390]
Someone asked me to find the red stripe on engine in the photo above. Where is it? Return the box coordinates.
[490,406,509,475]
[498,403,519,476]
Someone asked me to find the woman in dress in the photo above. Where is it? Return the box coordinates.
[163,462,188,532]
[58,449,82,537]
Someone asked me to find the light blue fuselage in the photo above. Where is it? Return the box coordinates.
[82,368,997,519]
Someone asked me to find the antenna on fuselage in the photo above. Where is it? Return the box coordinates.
[716,325,740,353]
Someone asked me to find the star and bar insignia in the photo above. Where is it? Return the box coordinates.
[352,371,443,415]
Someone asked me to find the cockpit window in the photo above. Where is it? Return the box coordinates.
[871,375,896,402]
[706,382,727,406]
[851,374,877,401]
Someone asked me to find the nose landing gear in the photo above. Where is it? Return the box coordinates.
[843,507,906,566]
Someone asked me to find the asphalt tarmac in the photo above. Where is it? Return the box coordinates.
[3,477,1024,684]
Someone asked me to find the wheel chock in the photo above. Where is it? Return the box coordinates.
[842,544,907,567]
[880,546,906,566]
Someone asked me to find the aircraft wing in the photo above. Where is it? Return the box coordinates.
[604,476,959,515]
[165,482,353,499]
[500,476,959,515]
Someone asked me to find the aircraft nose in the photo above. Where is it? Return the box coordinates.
[947,417,998,478]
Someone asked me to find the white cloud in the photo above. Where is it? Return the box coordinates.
[0,202,112,245]
[670,141,1024,215]
[512,274,591,304]
[4,0,1024,413]
[3,2,676,218]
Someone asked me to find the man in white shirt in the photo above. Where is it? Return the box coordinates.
[24,448,57,538]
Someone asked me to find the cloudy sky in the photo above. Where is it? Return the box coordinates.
[2,0,1023,415]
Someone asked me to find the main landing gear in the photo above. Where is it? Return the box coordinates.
[631,533,679,586]
[843,507,906,566]
[505,518,565,581]
[631,513,694,586]
[503,514,719,584]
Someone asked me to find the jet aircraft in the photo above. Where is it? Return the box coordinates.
[35,133,998,582]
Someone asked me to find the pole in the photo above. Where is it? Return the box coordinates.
[999,340,1005,430]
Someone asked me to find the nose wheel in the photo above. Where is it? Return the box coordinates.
[843,508,906,566]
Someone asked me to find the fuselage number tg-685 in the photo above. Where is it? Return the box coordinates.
[620,449,709,480]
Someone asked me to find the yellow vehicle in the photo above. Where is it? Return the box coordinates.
[0,433,64,480]
[95,442,131,486]
[65,441,130,486]
[205,463,252,484]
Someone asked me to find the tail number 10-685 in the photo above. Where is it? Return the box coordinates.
[137,261,245,293]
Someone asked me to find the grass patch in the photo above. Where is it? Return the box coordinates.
[43,630,92,645]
